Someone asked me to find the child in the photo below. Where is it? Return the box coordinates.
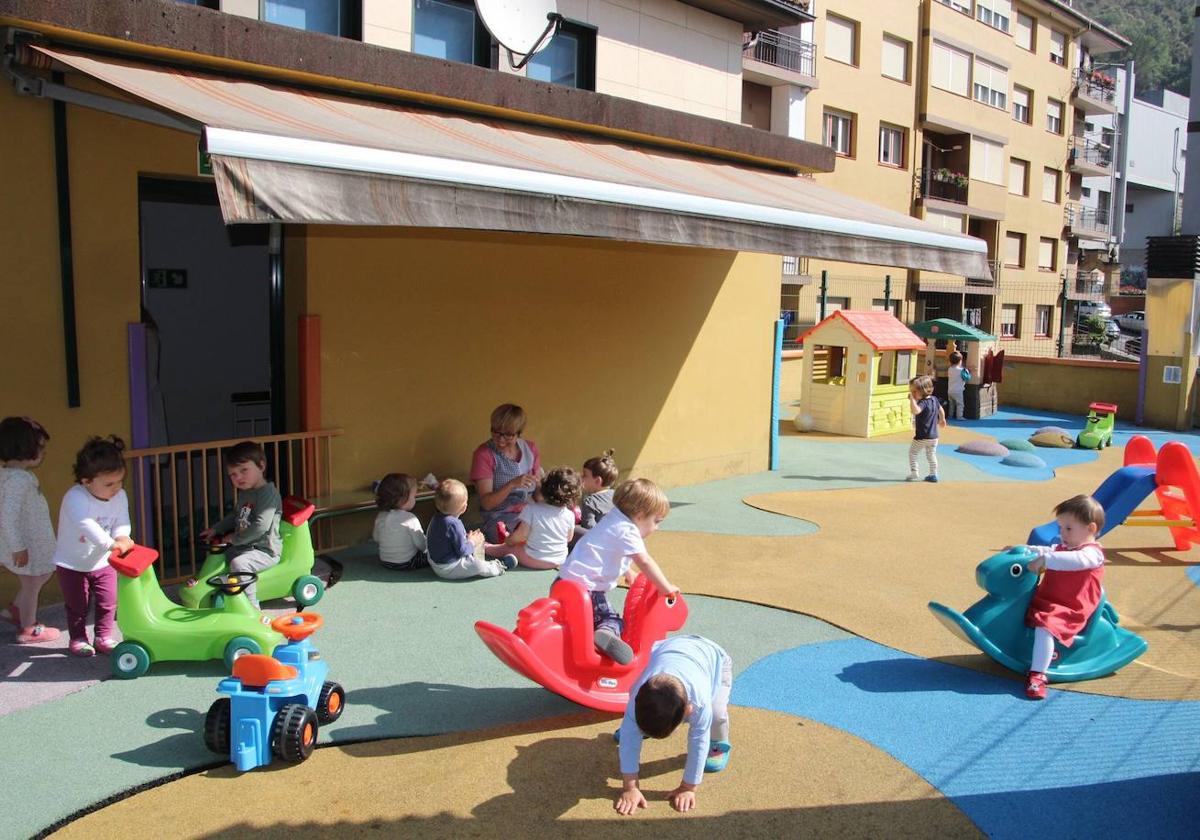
[197,441,281,608]
[947,350,968,421]
[0,417,62,644]
[1018,495,1106,700]
[373,473,428,570]
[489,466,581,570]
[53,435,134,656]
[426,478,517,580]
[557,478,678,664]
[907,375,946,483]
[615,635,733,816]
[577,450,618,536]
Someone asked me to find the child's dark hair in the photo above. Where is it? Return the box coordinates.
[634,674,688,738]
[949,351,962,364]
[540,466,582,508]
[376,473,416,511]
[1055,494,1105,533]
[0,416,50,462]
[73,435,126,481]
[223,440,266,469]
[583,449,619,487]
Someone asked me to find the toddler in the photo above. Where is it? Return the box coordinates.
[576,450,618,536]
[490,466,581,570]
[615,635,733,815]
[197,441,281,608]
[1018,495,1106,700]
[557,478,677,664]
[53,435,134,656]
[426,478,517,580]
[0,417,62,644]
[373,473,428,570]
[947,350,968,421]
[907,375,946,483]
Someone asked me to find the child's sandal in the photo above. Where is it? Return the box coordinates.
[17,624,61,644]
[69,639,96,657]
[704,741,732,773]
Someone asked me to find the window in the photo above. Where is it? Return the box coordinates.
[931,41,971,96]
[879,124,906,167]
[826,296,849,312]
[976,0,1012,33]
[176,0,219,7]
[1012,86,1031,123]
[1035,305,1053,337]
[881,35,910,82]
[926,208,964,232]
[1046,98,1063,134]
[1008,158,1029,196]
[826,15,858,66]
[1038,237,1057,271]
[1098,189,1111,213]
[527,20,596,90]
[1015,12,1035,51]
[814,345,846,384]
[263,0,359,37]
[969,137,1004,185]
[972,58,1008,109]
[939,0,971,14]
[1001,304,1021,338]
[824,109,854,156]
[1049,29,1066,66]
[1042,168,1060,203]
[1005,232,1026,268]
[1126,202,1135,213]
[413,0,492,67]
[876,349,911,385]
[1082,186,1092,198]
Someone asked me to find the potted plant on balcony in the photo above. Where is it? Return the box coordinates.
[933,168,968,188]
[1087,69,1115,90]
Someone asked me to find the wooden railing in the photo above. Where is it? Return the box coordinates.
[126,429,343,581]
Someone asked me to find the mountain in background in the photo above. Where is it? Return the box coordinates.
[1080,0,1191,96]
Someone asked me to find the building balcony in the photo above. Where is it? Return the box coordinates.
[742,30,817,88]
[781,255,813,285]
[916,168,968,205]
[1064,203,1111,241]
[1068,136,1113,177]
[1072,68,1117,116]
[1063,270,1107,300]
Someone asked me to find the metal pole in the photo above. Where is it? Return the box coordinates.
[883,274,892,313]
[1057,274,1068,358]
[819,270,828,321]
[770,319,783,470]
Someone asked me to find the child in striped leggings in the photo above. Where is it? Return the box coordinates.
[907,375,946,483]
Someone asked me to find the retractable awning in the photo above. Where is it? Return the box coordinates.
[35,46,991,278]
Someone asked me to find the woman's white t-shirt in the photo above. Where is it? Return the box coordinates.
[373,509,427,565]
[52,484,131,572]
[517,502,576,566]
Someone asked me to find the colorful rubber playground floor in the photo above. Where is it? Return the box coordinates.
[4,409,1200,838]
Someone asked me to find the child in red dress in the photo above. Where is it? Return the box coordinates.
[1021,494,1106,700]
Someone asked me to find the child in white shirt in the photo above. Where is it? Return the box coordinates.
[53,435,134,657]
[372,473,428,570]
[490,466,582,570]
[947,350,968,421]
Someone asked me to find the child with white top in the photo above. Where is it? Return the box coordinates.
[372,473,428,570]
[489,466,582,570]
[0,417,62,644]
[947,350,968,421]
[53,435,134,657]
[557,478,677,664]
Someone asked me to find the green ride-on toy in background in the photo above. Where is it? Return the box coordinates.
[1077,401,1117,450]
[180,496,324,610]
[109,544,282,679]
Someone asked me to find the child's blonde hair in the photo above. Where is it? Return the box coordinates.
[583,449,619,487]
[613,478,670,521]
[912,375,935,397]
[1055,494,1105,533]
[434,478,468,515]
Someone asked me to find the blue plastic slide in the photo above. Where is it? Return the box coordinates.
[1027,465,1158,545]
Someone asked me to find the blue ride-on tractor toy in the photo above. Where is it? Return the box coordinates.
[203,612,345,771]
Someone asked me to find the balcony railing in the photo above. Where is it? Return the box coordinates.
[743,30,816,78]
[1069,135,1113,169]
[916,168,968,204]
[1064,203,1112,236]
[1073,68,1117,106]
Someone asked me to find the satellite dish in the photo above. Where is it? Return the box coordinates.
[475,0,563,70]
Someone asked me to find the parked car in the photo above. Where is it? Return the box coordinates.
[1105,319,1121,340]
[1126,337,1142,356]
[1077,301,1113,321]
[1116,311,1146,333]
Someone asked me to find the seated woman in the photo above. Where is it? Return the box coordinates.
[470,403,541,543]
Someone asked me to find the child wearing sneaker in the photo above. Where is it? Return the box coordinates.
[556,478,678,665]
[488,466,582,570]
[907,375,946,482]
[426,479,516,580]
[1018,494,1106,700]
[615,635,733,815]
[53,436,134,656]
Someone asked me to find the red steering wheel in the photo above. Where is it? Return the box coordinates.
[271,612,323,641]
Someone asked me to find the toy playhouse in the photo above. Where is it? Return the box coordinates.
[796,310,925,437]
[909,318,1001,419]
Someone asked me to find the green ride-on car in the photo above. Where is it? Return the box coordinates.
[180,496,324,610]
[109,544,282,679]
[1077,401,1117,450]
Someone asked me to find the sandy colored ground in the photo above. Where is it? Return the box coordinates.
[53,708,979,839]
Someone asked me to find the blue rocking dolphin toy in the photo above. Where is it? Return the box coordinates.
[928,547,1147,682]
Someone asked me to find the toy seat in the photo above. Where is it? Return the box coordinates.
[109,544,159,578]
[232,654,298,688]
[282,496,315,526]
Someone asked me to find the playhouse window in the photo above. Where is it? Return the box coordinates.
[877,351,912,386]
[813,345,846,385]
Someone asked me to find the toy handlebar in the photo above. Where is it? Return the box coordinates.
[271,612,323,640]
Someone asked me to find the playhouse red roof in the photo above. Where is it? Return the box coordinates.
[797,310,926,351]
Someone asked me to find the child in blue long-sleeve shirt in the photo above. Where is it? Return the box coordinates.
[615,635,733,815]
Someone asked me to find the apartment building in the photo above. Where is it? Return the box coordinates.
[744,1,1129,354]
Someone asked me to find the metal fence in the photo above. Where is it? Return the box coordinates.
[743,30,816,77]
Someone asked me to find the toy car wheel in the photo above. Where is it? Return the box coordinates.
[317,681,345,724]
[111,641,151,680]
[293,575,324,607]
[222,636,262,669]
[272,704,318,763]
[204,697,231,755]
